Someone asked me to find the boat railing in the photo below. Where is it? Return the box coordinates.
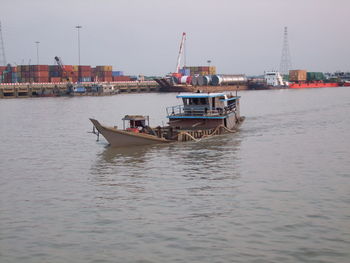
[167,105,234,117]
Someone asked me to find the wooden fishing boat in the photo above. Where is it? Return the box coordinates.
[90,92,244,147]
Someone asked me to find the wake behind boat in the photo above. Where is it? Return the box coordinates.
[90,92,245,147]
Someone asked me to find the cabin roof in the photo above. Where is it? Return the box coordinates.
[176,92,225,99]
[220,96,240,101]
[122,115,147,121]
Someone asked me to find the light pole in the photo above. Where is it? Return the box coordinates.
[207,60,211,75]
[207,60,211,67]
[75,25,82,66]
[35,41,40,65]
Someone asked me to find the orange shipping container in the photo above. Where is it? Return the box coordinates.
[63,65,74,72]
[96,65,113,72]
[289,70,307,81]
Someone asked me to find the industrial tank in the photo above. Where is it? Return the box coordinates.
[197,75,212,86]
[211,74,247,86]
[180,76,192,84]
[191,76,198,86]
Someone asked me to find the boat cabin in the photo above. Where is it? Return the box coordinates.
[166,92,241,130]
[122,115,149,132]
[167,92,239,117]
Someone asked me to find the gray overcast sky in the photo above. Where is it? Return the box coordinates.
[1,0,349,76]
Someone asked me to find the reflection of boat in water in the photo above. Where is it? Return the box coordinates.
[90,92,245,147]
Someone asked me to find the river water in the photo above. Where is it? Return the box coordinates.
[1,88,350,263]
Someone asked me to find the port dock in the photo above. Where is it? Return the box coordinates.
[0,81,160,98]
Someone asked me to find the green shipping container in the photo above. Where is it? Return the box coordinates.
[307,72,325,81]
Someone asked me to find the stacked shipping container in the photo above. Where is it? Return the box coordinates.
[32,65,49,83]
[0,64,123,83]
[78,65,92,82]
[3,66,19,83]
[289,70,327,82]
[0,66,7,83]
[307,72,325,81]
[184,66,216,76]
[94,66,113,82]
[289,70,307,82]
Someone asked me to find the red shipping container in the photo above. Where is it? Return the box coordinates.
[78,65,91,72]
[50,77,62,83]
[21,72,30,78]
[71,72,79,77]
[113,76,131,81]
[31,65,49,71]
[79,71,91,77]
[33,71,49,77]
[101,77,112,82]
[35,65,49,71]
[34,77,49,83]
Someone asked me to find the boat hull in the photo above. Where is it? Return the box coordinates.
[289,82,340,89]
[90,119,171,147]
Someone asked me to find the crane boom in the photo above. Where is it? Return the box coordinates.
[175,32,186,74]
[54,56,70,82]
[54,56,73,94]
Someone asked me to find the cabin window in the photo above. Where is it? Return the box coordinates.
[187,98,209,105]
[228,100,236,107]
[200,98,208,105]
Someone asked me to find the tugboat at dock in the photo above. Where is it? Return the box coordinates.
[90,92,245,147]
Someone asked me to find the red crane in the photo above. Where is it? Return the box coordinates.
[175,32,186,75]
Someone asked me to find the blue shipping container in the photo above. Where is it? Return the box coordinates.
[179,68,190,76]
[50,71,60,77]
[79,77,91,82]
[112,71,124,77]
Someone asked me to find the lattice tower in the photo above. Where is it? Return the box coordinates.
[279,26,292,75]
[0,21,7,66]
